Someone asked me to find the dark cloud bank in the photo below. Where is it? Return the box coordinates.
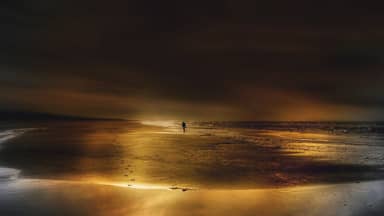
[1,0,384,120]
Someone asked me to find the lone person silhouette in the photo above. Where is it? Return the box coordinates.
[182,121,187,133]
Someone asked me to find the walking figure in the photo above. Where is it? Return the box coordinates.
[182,121,187,133]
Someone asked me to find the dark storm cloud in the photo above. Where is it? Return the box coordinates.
[1,0,384,120]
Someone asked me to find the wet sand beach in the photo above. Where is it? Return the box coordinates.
[1,179,384,216]
[0,120,384,215]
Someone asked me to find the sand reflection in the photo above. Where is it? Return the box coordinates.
[0,121,383,189]
[1,179,383,216]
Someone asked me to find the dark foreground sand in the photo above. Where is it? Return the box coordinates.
[0,179,383,216]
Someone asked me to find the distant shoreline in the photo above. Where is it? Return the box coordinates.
[0,111,125,122]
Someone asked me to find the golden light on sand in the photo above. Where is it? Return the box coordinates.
[96,181,171,190]
[140,120,178,128]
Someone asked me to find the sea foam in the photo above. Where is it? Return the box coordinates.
[0,168,20,181]
[0,128,36,181]
[0,128,36,146]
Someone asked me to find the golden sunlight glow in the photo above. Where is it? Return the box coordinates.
[95,181,188,191]
[98,181,162,189]
[140,120,178,128]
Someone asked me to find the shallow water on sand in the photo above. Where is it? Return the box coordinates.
[1,121,384,215]
[1,179,384,216]
[0,121,384,189]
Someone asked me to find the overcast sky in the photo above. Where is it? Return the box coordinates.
[1,0,384,120]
